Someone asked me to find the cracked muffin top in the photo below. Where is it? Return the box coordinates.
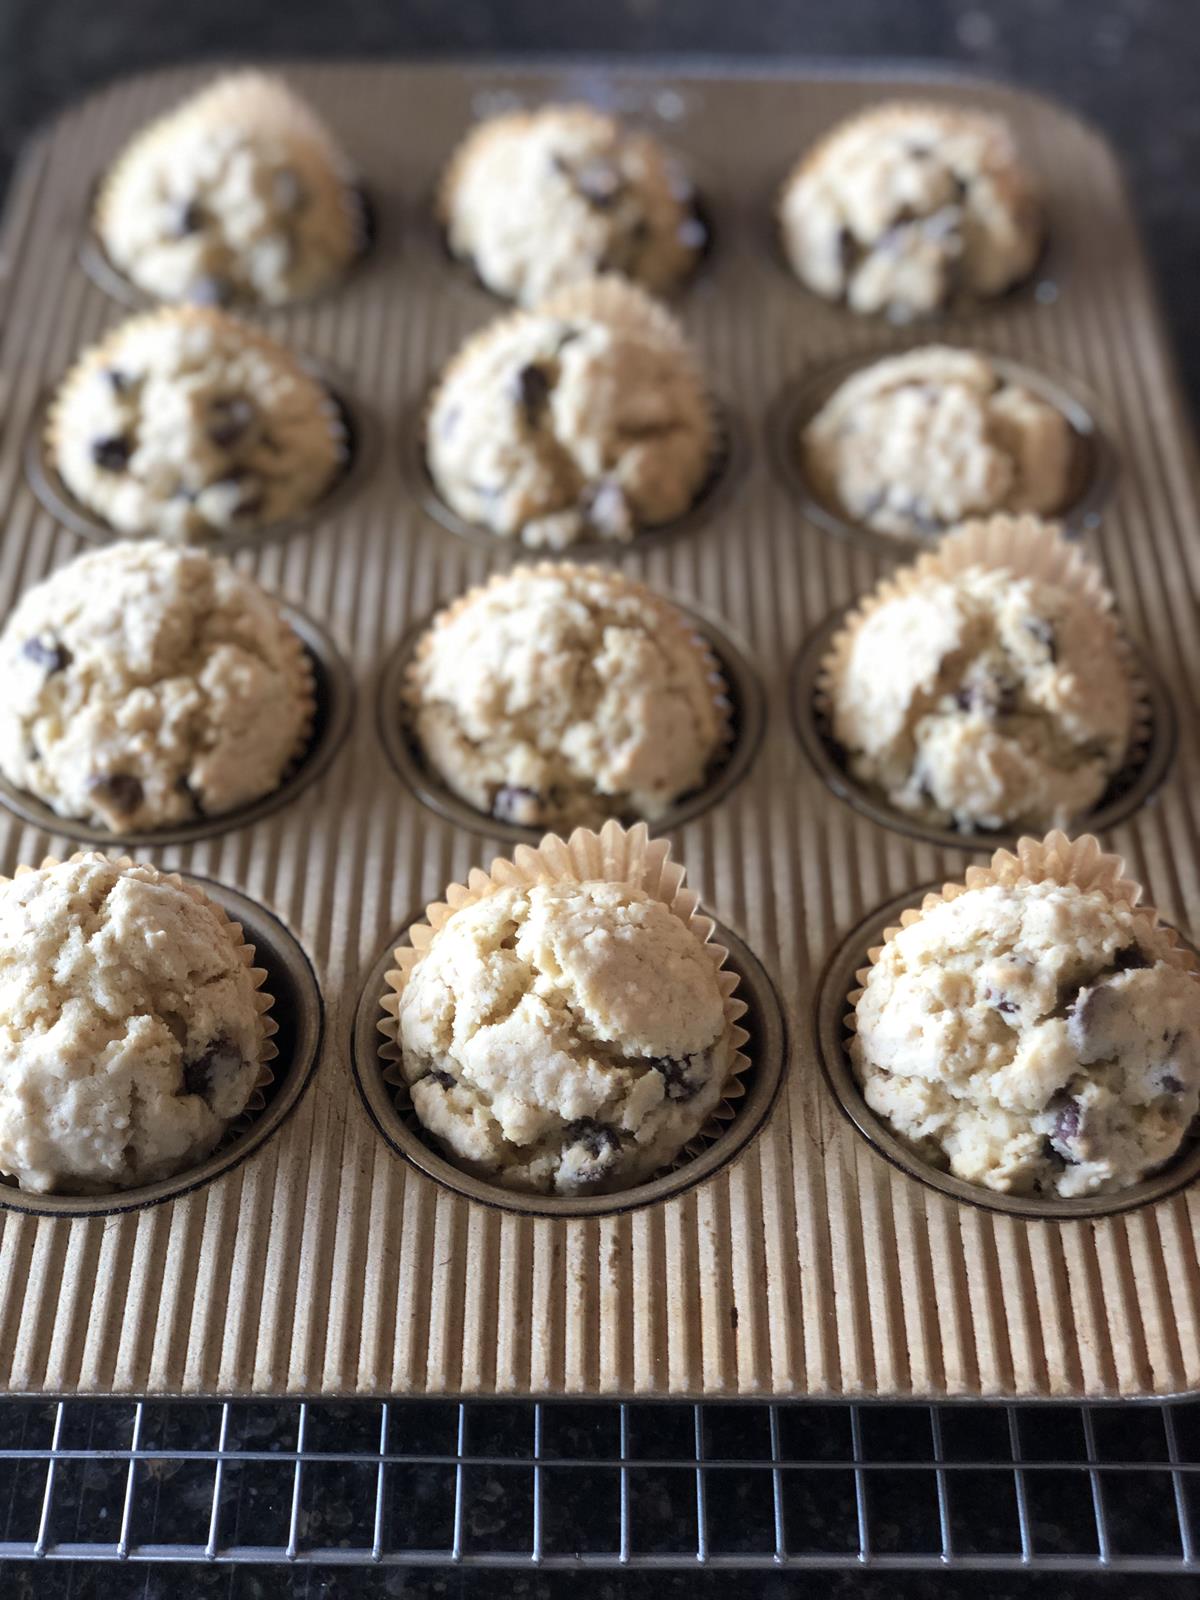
[0,541,312,835]
[426,277,713,549]
[49,307,344,543]
[852,879,1200,1198]
[95,71,362,308]
[0,853,265,1193]
[439,102,704,304]
[780,101,1043,320]
[396,878,736,1196]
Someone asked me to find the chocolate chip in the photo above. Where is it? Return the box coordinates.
[175,199,206,236]
[1049,1095,1083,1161]
[1161,1073,1184,1095]
[189,274,232,307]
[513,363,551,422]
[1025,616,1058,661]
[1113,944,1151,971]
[572,158,624,208]
[492,785,542,826]
[582,479,633,539]
[564,1119,620,1160]
[653,1056,701,1101]
[207,395,256,450]
[1066,984,1123,1061]
[86,772,144,816]
[427,1068,456,1089]
[272,167,307,211]
[182,1035,243,1105]
[105,368,131,395]
[91,435,132,472]
[837,226,861,280]
[984,987,1018,1016]
[955,678,1018,718]
[21,636,70,673]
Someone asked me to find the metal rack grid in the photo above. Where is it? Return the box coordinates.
[0,1398,1194,1573]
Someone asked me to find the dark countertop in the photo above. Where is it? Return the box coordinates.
[0,4,1196,1596]
[1,0,1198,411]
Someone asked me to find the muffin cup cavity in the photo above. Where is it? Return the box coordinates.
[353,820,786,1218]
[26,368,370,554]
[793,520,1174,852]
[768,349,1113,558]
[80,179,377,313]
[817,833,1200,1221]
[0,601,355,848]
[377,590,764,844]
[408,375,742,559]
[0,869,322,1218]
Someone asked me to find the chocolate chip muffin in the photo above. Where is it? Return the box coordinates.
[406,563,728,831]
[439,103,704,304]
[395,878,736,1196]
[48,307,344,542]
[0,853,268,1193]
[852,878,1200,1198]
[426,277,714,548]
[0,541,312,833]
[803,346,1075,541]
[95,72,363,308]
[780,102,1043,320]
[826,522,1134,833]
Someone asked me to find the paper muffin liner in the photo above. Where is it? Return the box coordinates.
[95,72,367,271]
[44,306,350,528]
[0,853,277,1196]
[376,820,751,1192]
[423,291,724,543]
[403,561,735,825]
[845,829,1200,1042]
[814,513,1152,828]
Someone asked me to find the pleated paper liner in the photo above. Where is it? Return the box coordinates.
[88,72,371,311]
[380,564,763,845]
[767,346,1114,559]
[794,513,1169,852]
[434,108,711,306]
[412,279,738,558]
[31,308,363,554]
[0,598,353,849]
[772,101,1048,322]
[365,820,782,1219]
[817,830,1200,1221]
[0,855,318,1220]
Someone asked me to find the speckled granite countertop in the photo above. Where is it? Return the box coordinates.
[0,3,1196,1595]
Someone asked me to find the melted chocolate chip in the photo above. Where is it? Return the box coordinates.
[513,363,551,422]
[91,435,132,472]
[427,1068,456,1089]
[1113,944,1151,972]
[1024,616,1058,661]
[86,772,144,815]
[653,1056,700,1101]
[492,785,542,826]
[564,1119,620,1160]
[1049,1095,1082,1162]
[984,987,1019,1016]
[175,199,206,236]
[21,636,71,674]
[207,396,256,450]
[182,1035,243,1105]
[1161,1073,1184,1095]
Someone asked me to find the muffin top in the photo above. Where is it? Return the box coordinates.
[0,854,265,1193]
[50,307,344,543]
[852,879,1200,1198]
[0,541,312,834]
[780,101,1043,320]
[439,103,704,304]
[95,72,361,307]
[397,878,734,1195]
[407,563,728,832]
[803,346,1075,541]
[828,534,1133,833]
[426,278,713,549]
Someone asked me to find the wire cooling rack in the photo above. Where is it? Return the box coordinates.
[0,1398,1194,1574]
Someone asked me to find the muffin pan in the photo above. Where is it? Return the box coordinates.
[0,62,1197,1402]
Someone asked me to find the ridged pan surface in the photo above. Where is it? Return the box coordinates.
[0,61,1196,1400]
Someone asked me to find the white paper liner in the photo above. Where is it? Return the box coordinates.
[377,820,751,1192]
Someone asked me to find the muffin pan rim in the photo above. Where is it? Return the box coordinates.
[791,604,1178,855]
[376,591,766,845]
[0,874,324,1219]
[350,911,788,1219]
[766,345,1116,560]
[814,883,1200,1221]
